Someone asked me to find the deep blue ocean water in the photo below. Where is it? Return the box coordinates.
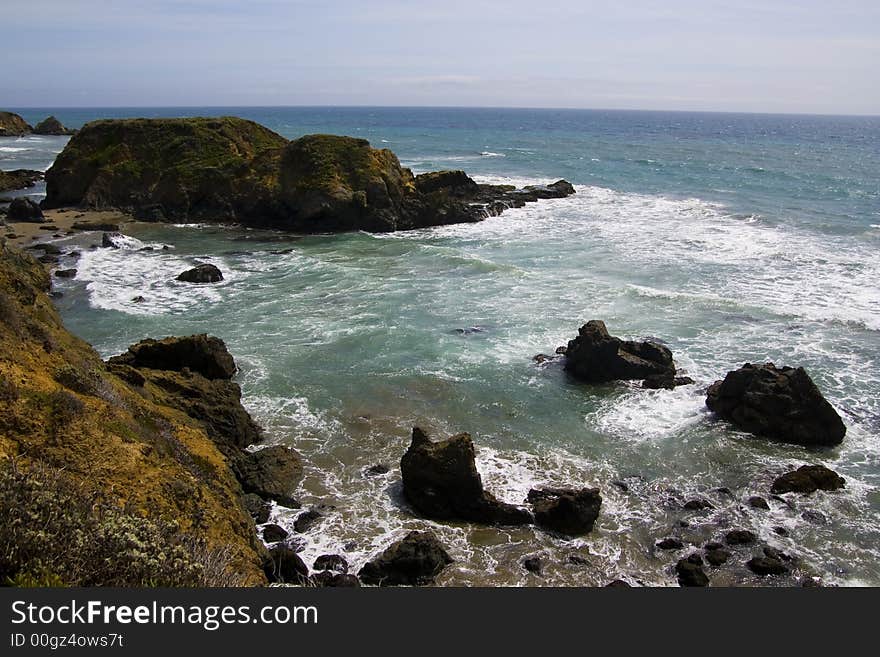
[3,107,879,585]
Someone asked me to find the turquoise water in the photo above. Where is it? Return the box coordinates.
[3,108,880,585]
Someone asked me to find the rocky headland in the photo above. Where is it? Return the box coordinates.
[41,117,575,231]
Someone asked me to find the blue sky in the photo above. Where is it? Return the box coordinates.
[2,0,877,114]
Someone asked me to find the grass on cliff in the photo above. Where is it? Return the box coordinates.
[0,459,242,587]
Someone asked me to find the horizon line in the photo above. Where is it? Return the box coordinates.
[5,104,879,119]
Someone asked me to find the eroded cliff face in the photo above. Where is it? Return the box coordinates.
[0,241,267,585]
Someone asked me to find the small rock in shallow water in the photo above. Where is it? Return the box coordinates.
[605,579,631,588]
[773,526,789,537]
[264,543,309,584]
[528,486,602,536]
[748,496,770,510]
[262,523,288,543]
[747,556,788,576]
[314,554,349,573]
[54,268,76,278]
[704,548,730,567]
[523,557,543,575]
[656,538,684,550]
[363,463,390,477]
[771,465,845,495]
[801,510,827,525]
[676,554,709,587]
[568,554,590,565]
[725,529,757,545]
[294,509,322,533]
[358,530,453,586]
[176,262,223,284]
[683,498,714,511]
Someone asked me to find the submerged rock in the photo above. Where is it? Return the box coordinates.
[176,263,223,284]
[656,537,684,550]
[233,446,303,507]
[706,363,846,447]
[563,320,676,383]
[771,465,846,495]
[747,555,789,576]
[53,268,77,278]
[7,198,45,223]
[527,486,602,536]
[400,427,532,525]
[748,496,770,510]
[725,529,757,545]
[358,530,453,586]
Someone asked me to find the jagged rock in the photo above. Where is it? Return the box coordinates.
[108,334,236,379]
[563,320,676,383]
[400,427,532,525]
[7,198,45,223]
[358,531,453,586]
[801,510,827,525]
[771,465,846,495]
[527,487,602,535]
[176,263,223,284]
[725,529,757,545]
[33,116,75,136]
[0,111,31,136]
[314,554,348,573]
[414,170,480,196]
[262,523,288,543]
[706,363,846,447]
[0,169,43,193]
[264,543,309,584]
[676,554,709,587]
[233,446,303,507]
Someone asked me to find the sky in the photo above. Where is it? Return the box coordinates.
[1,0,878,114]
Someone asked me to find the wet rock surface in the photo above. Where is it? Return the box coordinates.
[706,363,846,447]
[563,320,676,383]
[527,487,602,536]
[771,465,846,495]
[358,531,453,586]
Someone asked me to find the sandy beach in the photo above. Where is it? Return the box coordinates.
[2,208,134,250]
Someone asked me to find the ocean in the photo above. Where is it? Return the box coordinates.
[3,106,879,585]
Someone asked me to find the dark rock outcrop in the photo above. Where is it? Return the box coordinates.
[314,554,348,573]
[0,169,43,193]
[293,508,321,533]
[771,465,845,495]
[107,335,261,457]
[656,537,684,550]
[358,531,453,586]
[706,363,846,447]
[0,111,31,136]
[523,556,543,575]
[725,530,757,545]
[42,119,575,233]
[642,373,695,389]
[400,427,532,525]
[109,334,236,379]
[233,446,303,507]
[527,487,602,536]
[747,556,788,576]
[263,543,309,584]
[563,320,676,383]
[176,263,223,284]
[7,198,45,223]
[33,116,75,136]
[676,554,709,587]
[262,523,288,543]
[54,268,77,278]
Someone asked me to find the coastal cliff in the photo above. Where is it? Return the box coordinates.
[0,241,268,585]
[42,117,575,231]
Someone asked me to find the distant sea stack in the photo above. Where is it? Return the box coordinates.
[42,116,575,232]
[33,115,75,136]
